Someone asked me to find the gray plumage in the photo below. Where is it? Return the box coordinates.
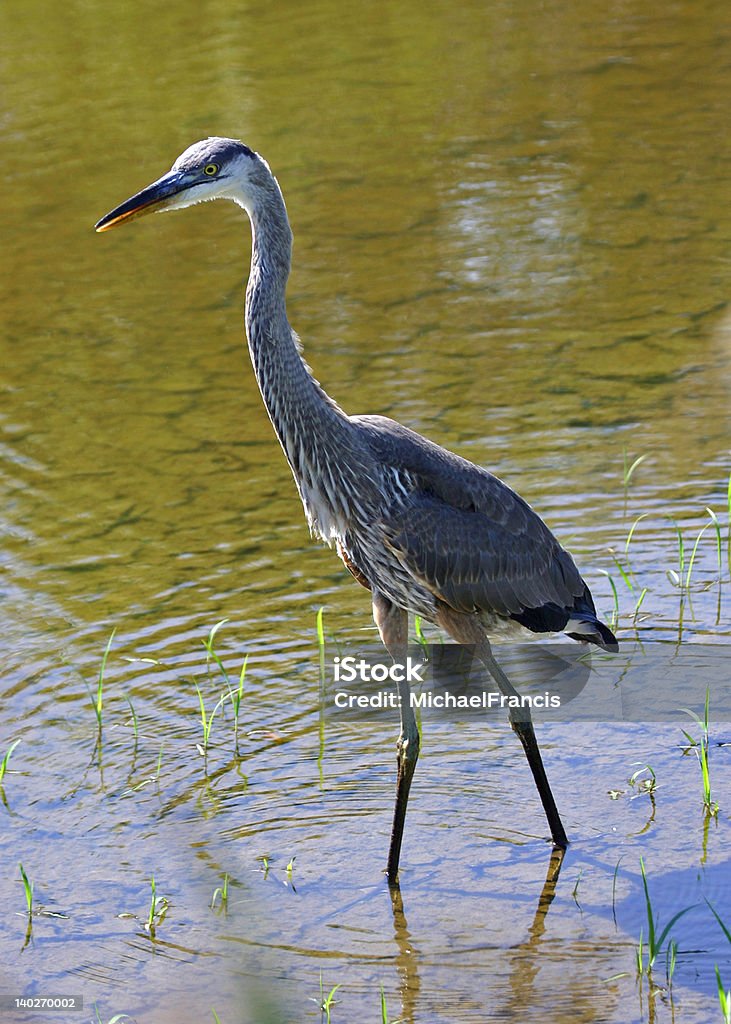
[96,137,617,882]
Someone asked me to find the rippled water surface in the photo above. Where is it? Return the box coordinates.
[1,0,730,1021]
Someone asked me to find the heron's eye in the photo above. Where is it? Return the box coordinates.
[203,163,219,176]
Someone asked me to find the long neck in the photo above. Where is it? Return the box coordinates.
[242,178,359,536]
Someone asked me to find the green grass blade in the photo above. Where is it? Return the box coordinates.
[18,861,33,914]
[147,875,156,928]
[610,554,636,594]
[414,615,428,648]
[632,587,648,624]
[636,928,644,975]
[236,653,248,706]
[94,628,117,728]
[716,965,731,1024]
[231,653,249,750]
[195,684,208,745]
[597,569,619,628]
[0,738,21,784]
[672,519,685,577]
[707,900,731,945]
[623,451,649,489]
[654,904,696,954]
[705,507,722,573]
[685,521,711,590]
[125,696,139,741]
[639,858,656,959]
[625,512,650,554]
[206,619,229,647]
[611,857,622,927]
[665,939,677,986]
[203,620,231,687]
[680,706,703,728]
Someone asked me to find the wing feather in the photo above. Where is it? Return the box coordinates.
[353,414,589,618]
[381,493,585,617]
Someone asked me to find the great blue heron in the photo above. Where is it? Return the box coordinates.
[96,137,617,883]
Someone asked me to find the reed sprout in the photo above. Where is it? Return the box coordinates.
[681,687,719,816]
[636,857,693,975]
[0,738,20,785]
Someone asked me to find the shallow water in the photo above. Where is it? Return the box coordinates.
[1,0,731,1021]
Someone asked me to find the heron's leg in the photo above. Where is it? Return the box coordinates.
[479,648,568,848]
[435,605,568,849]
[373,592,416,884]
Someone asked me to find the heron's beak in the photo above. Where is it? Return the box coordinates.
[94,169,193,232]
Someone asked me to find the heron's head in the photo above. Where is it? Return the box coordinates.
[95,137,273,232]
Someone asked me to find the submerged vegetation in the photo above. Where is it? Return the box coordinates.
[210,873,229,912]
[144,875,169,936]
[681,687,720,817]
[313,975,340,1023]
[635,856,692,977]
[603,466,731,637]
